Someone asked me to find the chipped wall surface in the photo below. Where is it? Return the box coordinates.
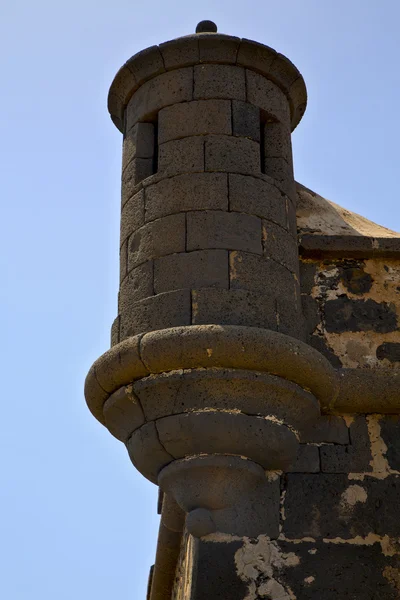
[171,414,400,599]
[300,258,400,369]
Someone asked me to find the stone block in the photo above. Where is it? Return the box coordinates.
[122,157,153,188]
[119,261,154,309]
[284,473,400,539]
[103,386,145,442]
[128,213,186,271]
[109,64,138,104]
[232,100,260,141]
[324,297,398,334]
[264,156,294,183]
[127,421,173,484]
[237,39,277,74]
[194,64,246,101]
[205,135,260,175]
[302,295,320,337]
[301,416,350,445]
[228,173,287,228]
[198,33,240,64]
[277,280,304,341]
[287,197,297,235]
[126,45,165,86]
[120,240,128,283]
[299,260,317,293]
[159,35,199,70]
[122,123,155,172]
[192,288,277,330]
[120,189,145,246]
[187,211,262,254]
[110,315,120,347]
[246,70,290,125]
[229,251,294,296]
[145,173,228,221]
[158,136,204,176]
[377,416,400,471]
[264,121,293,166]
[120,289,191,339]
[126,68,193,128]
[320,416,372,473]
[268,53,299,94]
[154,250,229,293]
[287,445,320,473]
[158,99,232,144]
[262,220,299,273]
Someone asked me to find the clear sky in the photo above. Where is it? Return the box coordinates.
[1,1,399,598]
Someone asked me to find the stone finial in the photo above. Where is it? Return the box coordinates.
[196,20,218,33]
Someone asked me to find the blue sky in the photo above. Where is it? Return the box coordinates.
[1,1,399,598]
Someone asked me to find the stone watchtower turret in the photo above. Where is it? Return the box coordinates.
[85,21,400,600]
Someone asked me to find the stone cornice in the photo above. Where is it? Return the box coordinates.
[108,34,307,133]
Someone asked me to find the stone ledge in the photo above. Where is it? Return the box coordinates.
[108,34,306,134]
[299,233,400,259]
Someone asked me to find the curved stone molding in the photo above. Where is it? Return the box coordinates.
[108,33,307,133]
[158,455,280,537]
[84,325,339,424]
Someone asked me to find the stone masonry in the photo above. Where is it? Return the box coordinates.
[85,21,400,599]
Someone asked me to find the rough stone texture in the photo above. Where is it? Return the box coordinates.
[103,386,145,442]
[145,173,228,221]
[198,33,240,64]
[192,288,277,330]
[158,100,232,144]
[120,189,145,246]
[194,64,246,101]
[126,68,193,129]
[320,416,372,473]
[158,136,204,176]
[159,35,199,70]
[205,135,260,175]
[287,444,320,473]
[186,211,262,254]
[246,69,290,125]
[154,250,229,293]
[119,289,191,339]
[262,219,299,273]
[228,173,287,228]
[127,213,186,271]
[119,261,154,308]
[122,123,155,172]
[231,100,260,141]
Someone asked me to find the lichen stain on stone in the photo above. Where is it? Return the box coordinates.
[383,566,400,591]
[229,250,241,281]
[309,257,400,369]
[340,484,367,509]
[235,535,299,600]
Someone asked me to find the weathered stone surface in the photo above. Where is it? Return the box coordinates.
[320,416,372,473]
[232,100,260,141]
[229,250,294,295]
[128,213,186,270]
[120,289,191,339]
[287,445,320,473]
[122,123,155,172]
[187,211,262,254]
[324,297,398,333]
[120,189,145,246]
[246,69,290,125]
[198,33,240,64]
[192,288,277,330]
[301,416,350,445]
[158,100,232,144]
[262,219,299,273]
[284,473,400,539]
[133,368,319,431]
[194,64,246,100]
[264,156,293,183]
[119,240,127,283]
[154,250,229,293]
[377,342,400,363]
[380,416,400,471]
[126,421,173,483]
[158,136,204,175]
[228,173,287,228]
[156,411,298,469]
[126,45,165,87]
[126,68,193,128]
[264,121,293,167]
[121,157,153,188]
[159,35,199,70]
[205,135,260,175]
[110,315,120,347]
[103,386,145,442]
[119,261,154,308]
[145,173,228,221]
[237,39,276,74]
